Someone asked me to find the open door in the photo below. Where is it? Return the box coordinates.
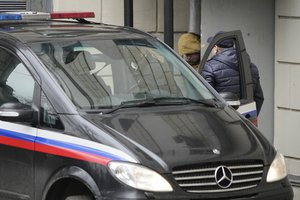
[199,30,258,126]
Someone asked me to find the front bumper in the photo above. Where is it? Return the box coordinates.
[101,179,293,200]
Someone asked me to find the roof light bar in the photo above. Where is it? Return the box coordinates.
[50,12,95,19]
[19,11,50,20]
[0,11,95,21]
[2,11,50,20]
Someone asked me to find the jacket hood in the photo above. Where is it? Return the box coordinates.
[83,105,271,173]
[212,48,238,70]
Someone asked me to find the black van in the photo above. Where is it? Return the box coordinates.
[0,11,293,200]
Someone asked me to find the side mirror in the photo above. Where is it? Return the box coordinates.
[0,102,35,123]
[219,92,241,110]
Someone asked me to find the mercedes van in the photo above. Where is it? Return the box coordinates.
[0,11,293,200]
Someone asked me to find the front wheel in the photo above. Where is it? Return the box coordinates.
[65,195,94,200]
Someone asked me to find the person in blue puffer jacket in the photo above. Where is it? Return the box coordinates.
[200,32,264,115]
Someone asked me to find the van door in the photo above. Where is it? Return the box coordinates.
[199,30,258,125]
[0,46,37,199]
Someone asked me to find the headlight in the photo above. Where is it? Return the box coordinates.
[266,152,287,183]
[108,161,173,192]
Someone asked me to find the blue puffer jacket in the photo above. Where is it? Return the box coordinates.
[200,48,264,115]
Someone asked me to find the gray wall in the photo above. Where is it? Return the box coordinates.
[27,0,52,12]
[201,0,275,142]
[274,0,300,187]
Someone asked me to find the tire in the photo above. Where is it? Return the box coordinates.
[65,195,94,200]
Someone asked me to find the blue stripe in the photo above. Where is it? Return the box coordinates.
[0,128,36,142]
[242,109,257,118]
[0,128,126,161]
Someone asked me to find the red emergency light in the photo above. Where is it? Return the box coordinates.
[50,12,95,19]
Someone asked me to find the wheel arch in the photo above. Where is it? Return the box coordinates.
[42,166,101,200]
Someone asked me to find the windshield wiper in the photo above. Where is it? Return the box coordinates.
[102,99,157,114]
[151,97,219,108]
[102,97,219,115]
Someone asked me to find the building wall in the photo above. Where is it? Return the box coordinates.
[201,0,275,143]
[274,0,300,187]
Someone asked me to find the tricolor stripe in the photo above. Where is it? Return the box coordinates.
[0,135,34,151]
[0,121,137,166]
[35,142,112,166]
[237,101,257,118]
[236,101,258,126]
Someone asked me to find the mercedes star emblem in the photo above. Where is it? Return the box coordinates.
[214,166,233,189]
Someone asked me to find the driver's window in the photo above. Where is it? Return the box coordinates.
[0,47,35,106]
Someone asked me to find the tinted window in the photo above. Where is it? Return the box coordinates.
[0,47,35,106]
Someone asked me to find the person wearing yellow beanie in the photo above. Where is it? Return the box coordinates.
[178,32,201,69]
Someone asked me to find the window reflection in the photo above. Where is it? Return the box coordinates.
[29,38,214,110]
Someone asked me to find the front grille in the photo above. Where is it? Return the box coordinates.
[172,161,264,193]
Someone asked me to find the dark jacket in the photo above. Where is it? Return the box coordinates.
[200,48,264,115]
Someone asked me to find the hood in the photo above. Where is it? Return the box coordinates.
[213,48,238,70]
[84,105,268,172]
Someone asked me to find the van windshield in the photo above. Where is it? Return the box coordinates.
[29,38,216,110]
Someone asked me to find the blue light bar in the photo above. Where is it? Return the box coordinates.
[0,14,22,21]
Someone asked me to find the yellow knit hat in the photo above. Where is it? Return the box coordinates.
[178,33,201,56]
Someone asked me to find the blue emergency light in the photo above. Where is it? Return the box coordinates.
[0,13,22,20]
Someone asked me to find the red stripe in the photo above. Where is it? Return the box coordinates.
[0,136,112,166]
[35,143,112,166]
[0,136,34,150]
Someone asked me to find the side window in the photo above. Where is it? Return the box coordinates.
[0,47,35,106]
[40,92,64,130]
